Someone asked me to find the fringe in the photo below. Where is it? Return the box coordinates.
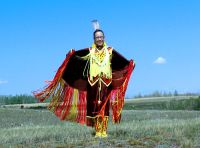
[48,80,87,124]
[33,50,87,124]
[98,60,135,123]
[111,60,135,123]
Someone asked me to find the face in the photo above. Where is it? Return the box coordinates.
[94,31,104,48]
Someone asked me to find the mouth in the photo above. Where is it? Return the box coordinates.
[97,41,103,45]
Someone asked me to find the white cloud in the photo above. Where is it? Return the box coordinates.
[0,80,8,84]
[153,57,167,64]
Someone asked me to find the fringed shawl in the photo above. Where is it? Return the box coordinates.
[33,48,135,124]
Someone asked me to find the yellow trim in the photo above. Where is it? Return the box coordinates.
[86,115,109,119]
[87,77,112,87]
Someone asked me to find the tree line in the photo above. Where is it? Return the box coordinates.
[0,95,39,105]
[0,91,199,105]
[134,90,199,98]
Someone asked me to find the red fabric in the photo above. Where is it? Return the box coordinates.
[77,91,87,124]
[110,60,135,123]
[99,60,135,123]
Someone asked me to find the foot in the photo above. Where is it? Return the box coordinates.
[101,131,108,138]
[95,132,101,138]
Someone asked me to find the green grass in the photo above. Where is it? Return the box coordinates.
[1,108,200,147]
[124,96,200,110]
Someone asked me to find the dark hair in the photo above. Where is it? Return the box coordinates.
[93,29,104,39]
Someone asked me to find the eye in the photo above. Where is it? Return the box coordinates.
[95,36,104,39]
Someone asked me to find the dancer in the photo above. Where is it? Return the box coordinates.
[33,20,135,138]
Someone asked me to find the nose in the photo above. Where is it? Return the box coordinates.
[97,38,102,41]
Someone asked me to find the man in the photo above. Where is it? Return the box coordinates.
[33,25,135,138]
[86,29,113,137]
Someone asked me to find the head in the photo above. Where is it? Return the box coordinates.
[93,29,105,49]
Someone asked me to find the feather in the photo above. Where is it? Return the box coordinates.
[91,20,100,30]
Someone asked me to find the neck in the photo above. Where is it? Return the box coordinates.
[92,42,106,50]
[97,46,103,50]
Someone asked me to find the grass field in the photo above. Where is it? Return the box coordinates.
[1,107,200,147]
[124,96,200,110]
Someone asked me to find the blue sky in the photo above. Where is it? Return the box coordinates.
[0,0,200,97]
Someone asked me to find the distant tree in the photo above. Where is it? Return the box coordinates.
[163,91,168,97]
[174,90,178,96]
[135,93,143,98]
[152,91,162,97]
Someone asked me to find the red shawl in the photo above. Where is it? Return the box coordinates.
[33,48,135,125]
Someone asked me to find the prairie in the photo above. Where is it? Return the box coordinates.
[0,107,200,147]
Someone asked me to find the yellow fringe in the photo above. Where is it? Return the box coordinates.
[67,89,79,120]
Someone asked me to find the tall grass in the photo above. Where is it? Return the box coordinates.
[0,108,200,147]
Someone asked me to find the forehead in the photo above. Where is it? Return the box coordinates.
[95,31,104,37]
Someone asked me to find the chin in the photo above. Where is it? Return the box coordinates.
[96,45,103,49]
[98,43,104,46]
